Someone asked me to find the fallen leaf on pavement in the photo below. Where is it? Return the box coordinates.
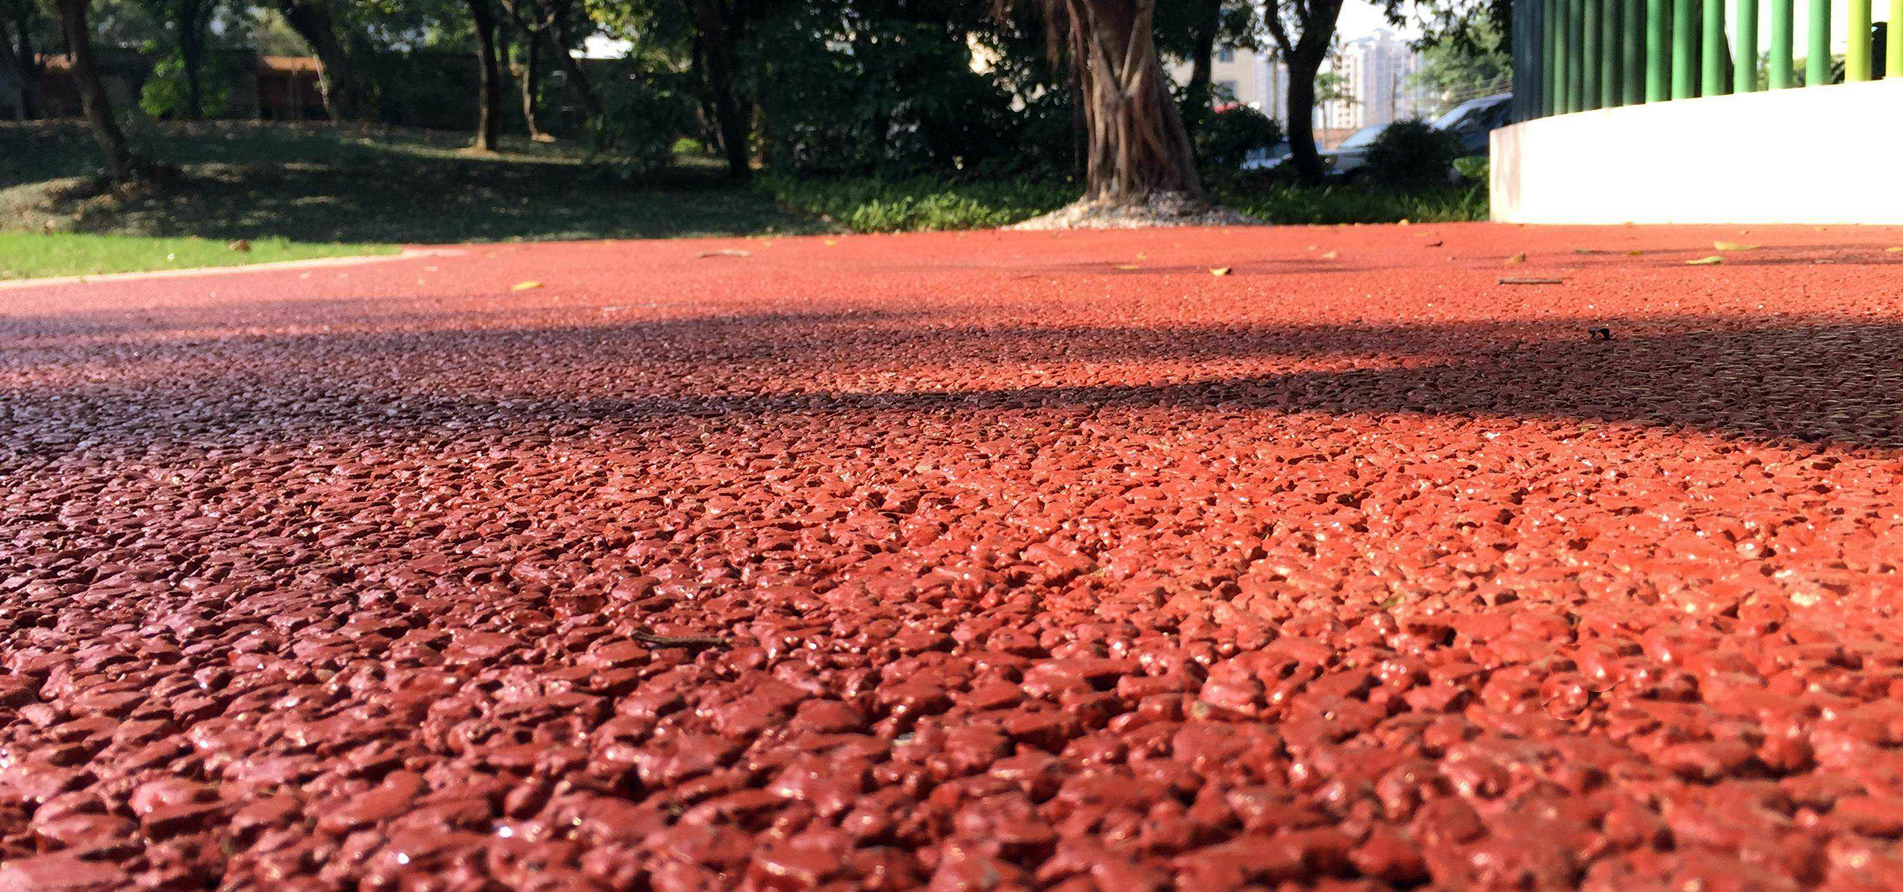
[1713,241,1759,251]
[1504,252,1526,264]
[1687,256,1724,266]
[511,281,544,291]
[1210,267,1231,276]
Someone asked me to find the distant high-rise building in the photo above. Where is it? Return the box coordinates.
[1324,30,1429,130]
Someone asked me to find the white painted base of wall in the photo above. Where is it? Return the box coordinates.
[1492,79,1903,225]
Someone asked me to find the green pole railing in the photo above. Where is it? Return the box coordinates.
[1735,0,1759,90]
[1807,0,1830,86]
[1892,0,1903,78]
[1674,0,1698,96]
[1570,0,1588,109]
[1649,0,1672,98]
[1703,0,1728,93]
[1769,0,1794,86]
[1555,0,1569,112]
[1603,0,1623,104]
[1625,0,1647,102]
[1584,0,1603,106]
[1547,0,1562,112]
[1846,0,1871,80]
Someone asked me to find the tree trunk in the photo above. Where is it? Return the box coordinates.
[519,30,544,140]
[278,0,365,120]
[691,0,748,180]
[1183,0,1221,133]
[548,3,600,121]
[1283,52,1323,184]
[1267,0,1344,185]
[0,0,43,119]
[179,0,205,119]
[54,0,136,179]
[465,0,501,151]
[1062,0,1202,203]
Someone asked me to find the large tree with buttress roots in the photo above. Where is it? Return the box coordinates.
[1003,0,1243,225]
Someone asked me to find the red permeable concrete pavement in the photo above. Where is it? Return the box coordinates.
[3,223,1903,892]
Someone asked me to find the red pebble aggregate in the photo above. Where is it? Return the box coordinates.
[3,223,1903,891]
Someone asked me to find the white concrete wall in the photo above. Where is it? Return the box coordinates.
[1492,79,1903,225]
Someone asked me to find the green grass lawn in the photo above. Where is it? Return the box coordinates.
[0,232,398,280]
[0,120,824,278]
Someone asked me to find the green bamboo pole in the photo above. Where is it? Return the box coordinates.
[1522,0,1537,116]
[1558,0,1575,111]
[1735,0,1759,90]
[1704,0,1728,92]
[1807,0,1830,85]
[1571,0,1589,109]
[1674,0,1698,96]
[1584,0,1603,106]
[1846,0,1871,80]
[1769,0,1794,86]
[1547,0,1562,112]
[1603,0,1624,104]
[1891,0,1903,77]
[1626,0,1647,102]
[1648,0,1672,99]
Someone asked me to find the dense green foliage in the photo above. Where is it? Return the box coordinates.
[1364,119,1465,190]
[1406,17,1510,114]
[761,173,1487,231]
[757,173,1072,232]
[1189,104,1282,178]
[589,69,697,174]
[139,53,236,118]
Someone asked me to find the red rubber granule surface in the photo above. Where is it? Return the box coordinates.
[3,223,1903,892]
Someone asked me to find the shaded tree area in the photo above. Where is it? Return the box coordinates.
[34,0,1296,206]
[0,0,50,117]
[54,0,140,178]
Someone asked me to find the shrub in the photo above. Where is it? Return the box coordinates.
[139,54,235,120]
[751,12,1020,178]
[1452,155,1489,183]
[758,175,1072,232]
[1363,119,1464,190]
[589,72,696,177]
[1190,104,1282,178]
[757,174,1488,233]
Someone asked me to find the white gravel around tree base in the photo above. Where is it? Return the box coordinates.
[1008,192,1264,230]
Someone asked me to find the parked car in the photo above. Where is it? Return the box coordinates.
[1242,140,1291,168]
[1430,93,1513,156]
[1237,123,1387,179]
[1239,93,1513,182]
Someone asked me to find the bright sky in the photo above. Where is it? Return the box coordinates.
[1338,0,1421,42]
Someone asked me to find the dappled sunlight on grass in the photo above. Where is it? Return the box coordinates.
[0,121,824,246]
